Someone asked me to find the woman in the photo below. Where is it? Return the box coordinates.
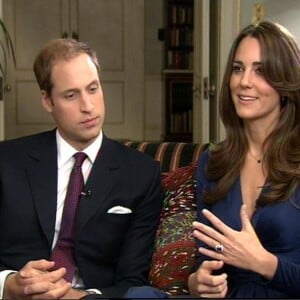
[189,20,300,298]
[123,20,300,299]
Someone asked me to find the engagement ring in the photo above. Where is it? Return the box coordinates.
[215,244,224,253]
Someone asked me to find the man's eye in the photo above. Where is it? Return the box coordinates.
[89,86,98,93]
[65,92,75,99]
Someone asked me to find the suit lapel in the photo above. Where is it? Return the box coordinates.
[25,133,122,245]
[26,131,58,248]
[76,136,121,234]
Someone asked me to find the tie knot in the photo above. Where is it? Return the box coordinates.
[73,152,87,168]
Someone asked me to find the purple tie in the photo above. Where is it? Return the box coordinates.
[51,152,87,282]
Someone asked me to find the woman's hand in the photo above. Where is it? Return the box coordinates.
[193,204,278,278]
[188,260,228,298]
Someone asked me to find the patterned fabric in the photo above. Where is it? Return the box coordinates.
[149,162,198,295]
[123,141,208,295]
[123,141,206,173]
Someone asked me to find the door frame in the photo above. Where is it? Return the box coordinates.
[218,0,240,140]
[193,0,240,143]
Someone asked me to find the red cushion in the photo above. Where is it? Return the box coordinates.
[149,162,197,295]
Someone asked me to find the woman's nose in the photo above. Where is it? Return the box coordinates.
[240,70,253,88]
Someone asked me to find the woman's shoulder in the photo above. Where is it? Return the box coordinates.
[197,142,217,167]
[196,146,212,182]
[196,142,224,183]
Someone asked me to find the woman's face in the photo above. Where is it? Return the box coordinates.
[230,36,281,126]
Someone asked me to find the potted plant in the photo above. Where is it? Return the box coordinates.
[0,17,15,79]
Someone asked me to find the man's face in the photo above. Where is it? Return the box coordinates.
[42,53,105,150]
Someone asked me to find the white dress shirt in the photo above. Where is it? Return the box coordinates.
[0,130,103,297]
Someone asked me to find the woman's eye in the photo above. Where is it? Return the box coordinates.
[232,65,243,72]
[255,67,264,75]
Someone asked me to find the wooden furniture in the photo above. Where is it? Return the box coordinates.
[163,0,194,142]
[164,71,193,142]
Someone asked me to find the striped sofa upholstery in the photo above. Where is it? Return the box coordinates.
[123,141,208,173]
[124,141,209,295]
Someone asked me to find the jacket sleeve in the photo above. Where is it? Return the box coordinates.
[99,161,163,298]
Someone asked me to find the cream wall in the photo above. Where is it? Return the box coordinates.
[239,0,300,39]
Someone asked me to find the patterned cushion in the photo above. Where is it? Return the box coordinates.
[149,162,197,295]
[123,141,205,173]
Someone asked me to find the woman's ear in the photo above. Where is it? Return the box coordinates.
[41,90,53,113]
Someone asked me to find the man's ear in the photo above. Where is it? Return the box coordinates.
[41,90,53,113]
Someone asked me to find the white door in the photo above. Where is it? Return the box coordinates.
[193,0,210,144]
[193,0,239,144]
[2,0,144,140]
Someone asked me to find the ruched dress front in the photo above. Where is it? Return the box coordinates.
[195,150,300,298]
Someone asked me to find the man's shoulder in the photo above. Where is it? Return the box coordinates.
[103,137,160,167]
[0,130,55,152]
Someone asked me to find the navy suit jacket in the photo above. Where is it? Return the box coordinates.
[0,130,163,298]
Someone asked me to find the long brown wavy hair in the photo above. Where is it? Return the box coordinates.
[204,21,300,205]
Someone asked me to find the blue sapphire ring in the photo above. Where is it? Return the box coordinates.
[215,244,224,252]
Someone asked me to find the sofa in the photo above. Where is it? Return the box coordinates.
[124,141,208,296]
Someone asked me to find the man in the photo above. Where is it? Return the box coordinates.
[0,38,162,299]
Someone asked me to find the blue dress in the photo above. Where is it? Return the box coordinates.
[196,150,300,298]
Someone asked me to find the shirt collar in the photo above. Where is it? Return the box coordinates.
[56,130,103,168]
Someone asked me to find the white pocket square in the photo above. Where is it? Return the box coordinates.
[107,205,132,214]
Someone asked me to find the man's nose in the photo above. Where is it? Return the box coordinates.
[80,94,94,112]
